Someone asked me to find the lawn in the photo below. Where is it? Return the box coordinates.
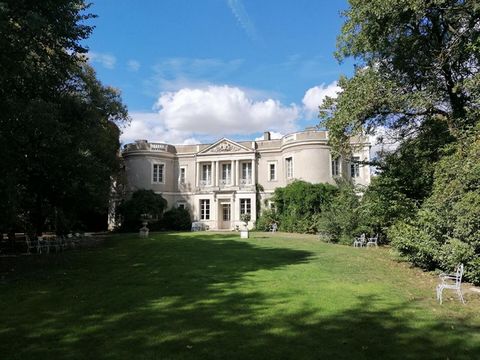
[1,232,479,359]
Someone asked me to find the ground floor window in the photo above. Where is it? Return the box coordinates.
[240,198,251,215]
[200,199,210,220]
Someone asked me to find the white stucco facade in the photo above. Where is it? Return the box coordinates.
[121,130,371,230]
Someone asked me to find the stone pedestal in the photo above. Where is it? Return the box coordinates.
[139,221,149,238]
[240,230,249,239]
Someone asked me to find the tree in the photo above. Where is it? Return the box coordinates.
[117,190,168,232]
[320,0,480,153]
[0,1,128,236]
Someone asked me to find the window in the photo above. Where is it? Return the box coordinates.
[331,157,340,177]
[268,200,276,211]
[152,163,164,183]
[200,199,210,220]
[202,164,212,185]
[221,163,231,184]
[268,162,276,181]
[177,202,186,209]
[285,157,293,179]
[241,162,252,184]
[179,167,186,184]
[351,156,360,178]
[240,199,251,215]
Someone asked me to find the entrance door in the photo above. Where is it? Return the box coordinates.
[221,203,231,229]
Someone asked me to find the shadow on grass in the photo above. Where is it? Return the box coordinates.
[0,232,479,359]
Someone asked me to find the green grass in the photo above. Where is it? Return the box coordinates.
[1,232,479,359]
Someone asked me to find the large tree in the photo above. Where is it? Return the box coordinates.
[320,0,480,152]
[0,1,128,236]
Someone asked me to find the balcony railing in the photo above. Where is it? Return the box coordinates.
[219,178,231,186]
[199,179,212,187]
[240,178,252,186]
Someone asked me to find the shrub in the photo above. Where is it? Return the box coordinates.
[389,220,439,270]
[317,179,362,242]
[390,125,480,284]
[117,190,167,232]
[255,209,278,231]
[272,180,337,234]
[155,207,192,231]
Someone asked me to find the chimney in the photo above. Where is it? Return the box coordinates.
[263,131,271,141]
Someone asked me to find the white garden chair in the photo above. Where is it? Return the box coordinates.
[353,233,366,247]
[366,234,379,248]
[436,264,465,305]
[270,223,278,232]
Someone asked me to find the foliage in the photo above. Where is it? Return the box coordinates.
[255,209,278,232]
[240,213,251,225]
[317,179,363,244]
[0,1,128,235]
[389,126,480,284]
[117,190,167,232]
[153,207,192,231]
[322,0,480,154]
[272,181,338,234]
[360,176,417,237]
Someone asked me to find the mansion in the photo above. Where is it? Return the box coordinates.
[121,129,371,230]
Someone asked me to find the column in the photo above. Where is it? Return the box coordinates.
[212,160,215,186]
[196,161,200,187]
[230,159,234,185]
[235,160,240,186]
[210,160,215,185]
[251,158,255,185]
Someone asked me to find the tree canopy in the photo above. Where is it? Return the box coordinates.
[0,1,128,236]
[321,0,480,153]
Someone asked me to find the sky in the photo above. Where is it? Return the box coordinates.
[86,0,355,145]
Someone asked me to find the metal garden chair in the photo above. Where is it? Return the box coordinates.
[353,233,366,247]
[366,234,379,248]
[436,264,465,305]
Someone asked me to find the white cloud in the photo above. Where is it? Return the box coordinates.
[88,52,116,69]
[302,81,342,117]
[120,112,199,145]
[155,85,299,135]
[254,132,284,141]
[121,85,300,145]
[127,60,140,72]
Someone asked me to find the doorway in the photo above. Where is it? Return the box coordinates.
[220,203,231,229]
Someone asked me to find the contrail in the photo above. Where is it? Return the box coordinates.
[227,0,259,42]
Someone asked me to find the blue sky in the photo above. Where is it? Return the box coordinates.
[86,0,354,144]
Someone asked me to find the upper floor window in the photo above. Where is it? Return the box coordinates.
[351,156,360,178]
[202,164,212,185]
[221,163,232,184]
[200,199,210,220]
[179,167,186,184]
[285,157,293,179]
[152,163,164,184]
[332,157,340,177]
[240,198,251,215]
[268,162,276,181]
[241,162,252,184]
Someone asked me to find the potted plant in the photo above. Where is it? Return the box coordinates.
[240,213,251,239]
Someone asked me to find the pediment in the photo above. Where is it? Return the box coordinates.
[198,138,252,155]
